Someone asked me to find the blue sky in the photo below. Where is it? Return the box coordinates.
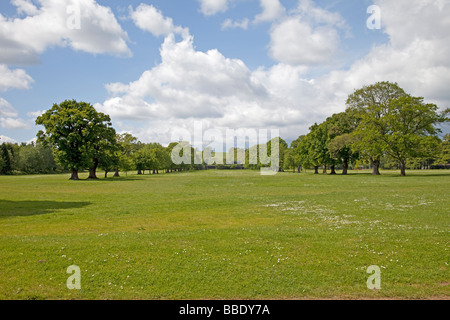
[0,0,448,145]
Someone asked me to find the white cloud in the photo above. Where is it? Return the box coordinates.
[294,0,349,30]
[221,18,250,30]
[96,34,330,143]
[27,110,46,119]
[376,0,450,49]
[130,4,189,38]
[0,98,18,118]
[0,65,34,92]
[100,34,269,121]
[0,97,31,130]
[97,0,450,145]
[254,0,286,24]
[318,0,450,109]
[0,117,31,130]
[269,18,340,66]
[0,135,17,144]
[12,0,40,16]
[198,0,229,16]
[0,0,131,65]
[268,0,347,66]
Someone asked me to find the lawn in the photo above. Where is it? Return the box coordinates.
[0,169,448,300]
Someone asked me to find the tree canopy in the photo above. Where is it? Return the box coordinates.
[36,100,116,180]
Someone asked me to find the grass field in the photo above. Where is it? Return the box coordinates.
[0,169,448,300]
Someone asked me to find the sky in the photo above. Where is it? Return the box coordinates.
[0,0,449,147]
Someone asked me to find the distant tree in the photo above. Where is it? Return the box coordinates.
[297,134,318,173]
[133,143,153,175]
[17,143,56,174]
[115,133,139,176]
[0,143,12,175]
[308,123,333,174]
[435,134,450,166]
[289,135,305,173]
[284,147,296,173]
[326,112,359,175]
[0,151,4,174]
[266,137,288,171]
[36,100,116,180]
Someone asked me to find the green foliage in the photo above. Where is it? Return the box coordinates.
[435,134,450,165]
[115,133,139,175]
[36,100,116,179]
[347,81,408,174]
[17,143,57,174]
[0,143,13,175]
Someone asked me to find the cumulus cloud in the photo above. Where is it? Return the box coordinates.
[99,34,269,121]
[269,18,340,66]
[254,0,286,24]
[318,0,450,108]
[0,0,131,65]
[0,135,17,144]
[0,65,34,92]
[268,0,348,66]
[198,0,229,16]
[0,97,31,130]
[130,4,189,38]
[0,117,30,130]
[0,98,18,118]
[96,34,330,143]
[221,18,250,30]
[97,0,450,144]
[12,0,40,16]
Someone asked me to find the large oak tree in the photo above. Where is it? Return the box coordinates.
[36,100,116,180]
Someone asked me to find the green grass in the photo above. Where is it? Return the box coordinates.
[0,169,448,300]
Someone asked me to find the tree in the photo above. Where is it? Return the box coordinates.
[115,133,139,176]
[326,112,359,175]
[266,137,288,171]
[289,135,305,173]
[308,123,333,174]
[347,81,407,175]
[435,134,450,166]
[296,134,318,173]
[0,143,13,175]
[36,100,116,180]
[376,96,448,176]
[17,143,56,174]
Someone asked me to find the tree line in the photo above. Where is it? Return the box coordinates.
[284,81,449,176]
[0,81,449,178]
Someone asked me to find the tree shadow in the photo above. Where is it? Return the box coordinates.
[0,200,91,218]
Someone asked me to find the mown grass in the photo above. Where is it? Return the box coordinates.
[0,169,448,300]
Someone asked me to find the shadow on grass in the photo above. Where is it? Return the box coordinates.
[0,200,91,218]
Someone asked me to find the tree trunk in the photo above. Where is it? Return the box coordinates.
[297,165,302,173]
[330,165,336,175]
[69,169,79,180]
[322,165,327,174]
[104,170,108,178]
[400,161,407,176]
[87,159,98,179]
[370,157,381,175]
[88,167,98,179]
[137,170,142,175]
[314,166,319,174]
[114,168,120,177]
[342,159,349,175]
